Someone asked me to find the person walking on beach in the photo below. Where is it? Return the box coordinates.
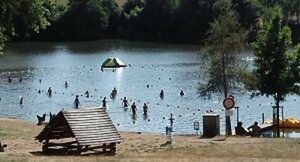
[74,95,80,108]
[131,102,137,115]
[122,97,129,108]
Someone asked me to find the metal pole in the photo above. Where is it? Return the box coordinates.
[281,106,284,137]
[262,113,265,124]
[236,106,239,125]
[272,106,276,137]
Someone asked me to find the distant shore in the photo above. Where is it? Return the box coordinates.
[1,117,300,161]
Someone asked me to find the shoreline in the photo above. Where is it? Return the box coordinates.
[1,117,300,161]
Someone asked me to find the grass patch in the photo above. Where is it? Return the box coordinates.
[0,125,24,139]
[0,156,28,162]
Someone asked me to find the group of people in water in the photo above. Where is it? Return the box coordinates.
[72,87,185,119]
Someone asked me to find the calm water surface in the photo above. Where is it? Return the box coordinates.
[1,40,300,135]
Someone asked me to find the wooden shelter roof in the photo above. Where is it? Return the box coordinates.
[36,107,121,146]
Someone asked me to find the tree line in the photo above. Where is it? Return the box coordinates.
[0,0,300,54]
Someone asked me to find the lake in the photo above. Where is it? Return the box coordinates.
[1,40,300,135]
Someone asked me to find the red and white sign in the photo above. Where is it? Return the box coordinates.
[223,96,235,110]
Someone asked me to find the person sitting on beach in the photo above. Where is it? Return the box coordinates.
[131,102,137,115]
[74,95,80,108]
[160,90,164,99]
[247,121,261,137]
[122,97,129,108]
[143,103,148,114]
[235,122,249,136]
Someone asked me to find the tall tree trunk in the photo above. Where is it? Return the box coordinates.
[222,52,231,136]
[222,53,227,98]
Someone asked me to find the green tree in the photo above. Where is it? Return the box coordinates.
[0,0,55,54]
[251,7,300,137]
[199,0,245,136]
[175,0,215,43]
[55,0,118,40]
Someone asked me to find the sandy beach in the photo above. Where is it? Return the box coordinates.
[1,117,300,162]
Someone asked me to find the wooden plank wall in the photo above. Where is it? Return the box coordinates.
[63,108,122,146]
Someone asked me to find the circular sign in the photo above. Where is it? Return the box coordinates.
[223,97,235,110]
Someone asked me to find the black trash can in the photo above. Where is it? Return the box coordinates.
[203,114,220,137]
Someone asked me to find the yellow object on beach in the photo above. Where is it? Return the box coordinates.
[280,116,300,128]
[264,117,300,129]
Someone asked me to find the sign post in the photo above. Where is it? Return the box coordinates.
[223,95,235,136]
[194,121,200,135]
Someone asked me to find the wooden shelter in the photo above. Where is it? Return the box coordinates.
[35,107,121,155]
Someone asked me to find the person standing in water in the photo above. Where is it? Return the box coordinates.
[122,97,129,108]
[160,90,164,99]
[74,95,80,108]
[112,87,117,95]
[102,97,107,108]
[19,96,23,107]
[8,76,12,83]
[143,103,148,114]
[47,87,52,97]
[64,81,68,88]
[180,90,185,96]
[131,102,137,115]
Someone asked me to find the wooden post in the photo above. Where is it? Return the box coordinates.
[77,144,82,155]
[103,144,107,153]
[262,113,265,124]
[43,139,49,151]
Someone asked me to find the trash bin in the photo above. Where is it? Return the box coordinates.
[203,114,220,137]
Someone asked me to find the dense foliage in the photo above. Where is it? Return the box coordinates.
[0,0,55,54]
[198,0,245,98]
[1,0,300,53]
[251,7,300,137]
